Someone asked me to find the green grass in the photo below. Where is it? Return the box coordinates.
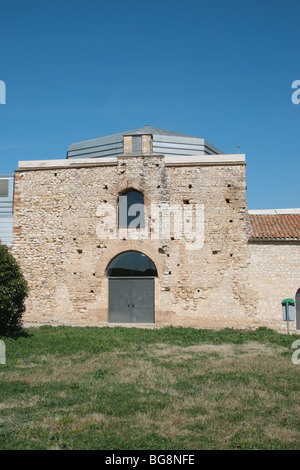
[0,325,300,450]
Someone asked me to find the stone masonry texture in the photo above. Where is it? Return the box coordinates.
[12,154,300,333]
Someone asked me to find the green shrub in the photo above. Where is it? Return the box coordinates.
[0,243,28,336]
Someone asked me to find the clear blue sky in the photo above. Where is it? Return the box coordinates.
[0,0,299,209]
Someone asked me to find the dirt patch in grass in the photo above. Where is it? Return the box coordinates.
[0,355,111,384]
[149,341,286,360]
[37,412,119,431]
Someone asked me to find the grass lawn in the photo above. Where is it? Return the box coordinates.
[0,325,300,450]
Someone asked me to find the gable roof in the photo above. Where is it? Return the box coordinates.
[248,210,300,241]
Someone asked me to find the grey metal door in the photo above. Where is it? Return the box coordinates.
[109,279,132,323]
[296,288,300,330]
[131,278,154,323]
[109,278,154,323]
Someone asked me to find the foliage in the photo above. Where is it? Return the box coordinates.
[0,243,28,336]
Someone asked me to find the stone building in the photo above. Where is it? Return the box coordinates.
[10,126,300,332]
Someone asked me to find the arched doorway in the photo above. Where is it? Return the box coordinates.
[106,251,158,323]
[296,288,300,330]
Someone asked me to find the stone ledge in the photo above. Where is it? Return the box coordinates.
[17,156,118,171]
[165,154,246,166]
[16,153,246,171]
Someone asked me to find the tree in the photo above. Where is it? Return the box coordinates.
[0,243,28,336]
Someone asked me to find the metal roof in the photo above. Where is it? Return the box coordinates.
[123,125,197,137]
[67,125,224,159]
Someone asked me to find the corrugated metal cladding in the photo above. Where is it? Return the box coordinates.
[0,175,14,245]
[66,125,223,159]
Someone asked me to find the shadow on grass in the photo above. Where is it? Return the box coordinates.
[0,325,32,340]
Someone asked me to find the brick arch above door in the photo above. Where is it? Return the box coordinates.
[95,241,164,279]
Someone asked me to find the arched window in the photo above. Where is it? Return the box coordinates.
[118,189,145,228]
[106,251,157,277]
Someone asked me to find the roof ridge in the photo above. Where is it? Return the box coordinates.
[124,125,199,138]
[248,209,300,215]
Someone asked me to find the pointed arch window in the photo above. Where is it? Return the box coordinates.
[118,189,145,228]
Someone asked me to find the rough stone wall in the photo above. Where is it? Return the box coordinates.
[248,242,300,333]
[12,154,260,329]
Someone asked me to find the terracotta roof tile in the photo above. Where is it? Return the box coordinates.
[249,214,300,240]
